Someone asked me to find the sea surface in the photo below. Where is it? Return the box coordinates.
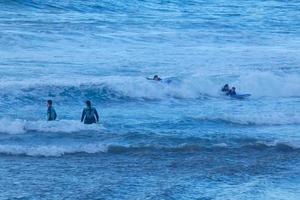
[0,0,300,199]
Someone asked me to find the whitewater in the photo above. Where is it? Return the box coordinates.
[0,0,300,199]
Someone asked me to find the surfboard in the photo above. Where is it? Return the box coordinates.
[146,77,170,83]
[230,94,251,99]
[147,77,177,84]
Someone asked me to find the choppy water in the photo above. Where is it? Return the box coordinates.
[1,0,300,199]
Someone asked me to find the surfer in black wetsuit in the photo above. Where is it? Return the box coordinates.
[147,75,162,81]
[221,84,230,92]
[227,87,236,96]
[47,100,57,121]
[153,75,161,81]
[81,100,99,124]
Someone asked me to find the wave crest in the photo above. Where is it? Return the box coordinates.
[0,141,298,157]
[1,72,299,104]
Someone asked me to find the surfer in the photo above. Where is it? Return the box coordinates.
[147,75,162,81]
[81,100,99,124]
[47,100,57,121]
[153,75,161,81]
[221,84,230,92]
[226,87,237,96]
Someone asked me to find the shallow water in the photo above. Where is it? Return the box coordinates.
[0,0,300,199]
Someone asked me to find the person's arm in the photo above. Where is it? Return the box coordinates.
[54,109,57,120]
[47,108,51,121]
[94,109,99,122]
[81,109,85,122]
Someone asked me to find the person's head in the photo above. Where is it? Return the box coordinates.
[153,75,159,80]
[47,100,53,107]
[85,100,91,108]
[224,84,229,89]
[232,87,236,91]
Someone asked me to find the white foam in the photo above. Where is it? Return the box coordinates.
[212,143,228,147]
[0,143,108,157]
[0,118,26,134]
[234,72,300,97]
[0,118,104,134]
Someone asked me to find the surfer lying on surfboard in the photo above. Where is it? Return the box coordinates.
[222,84,236,95]
[221,84,251,99]
[147,75,162,81]
[221,84,230,93]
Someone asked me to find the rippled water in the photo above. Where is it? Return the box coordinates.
[0,0,300,199]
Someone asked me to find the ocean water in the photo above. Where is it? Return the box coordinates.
[0,0,300,199]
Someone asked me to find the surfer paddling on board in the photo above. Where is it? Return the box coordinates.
[221,84,230,92]
[147,75,162,81]
[222,84,251,99]
[47,100,57,121]
[222,84,237,96]
[81,100,99,124]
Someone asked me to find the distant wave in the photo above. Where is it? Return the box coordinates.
[3,0,145,13]
[0,118,104,134]
[191,114,300,126]
[0,141,298,157]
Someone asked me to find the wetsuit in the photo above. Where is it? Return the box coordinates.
[81,107,99,124]
[222,85,229,92]
[47,106,57,121]
[222,87,229,92]
[227,90,236,96]
[147,78,162,81]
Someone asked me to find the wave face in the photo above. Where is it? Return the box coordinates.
[1,0,300,199]
[0,140,299,157]
[0,72,299,106]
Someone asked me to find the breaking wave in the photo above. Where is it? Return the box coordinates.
[234,72,300,97]
[0,118,104,134]
[0,72,299,105]
[1,111,299,135]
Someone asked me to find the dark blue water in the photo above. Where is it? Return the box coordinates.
[0,0,300,199]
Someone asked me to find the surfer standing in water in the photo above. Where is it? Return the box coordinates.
[47,100,57,121]
[81,100,99,124]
